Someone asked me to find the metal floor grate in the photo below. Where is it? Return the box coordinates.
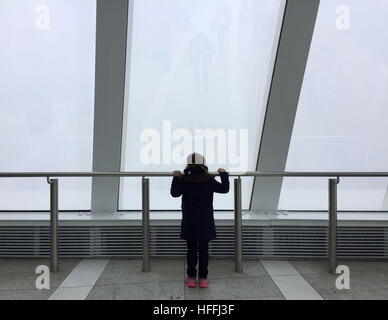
[0,225,387,258]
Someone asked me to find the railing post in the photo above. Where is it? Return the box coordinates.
[142,177,150,272]
[329,177,339,274]
[234,177,243,273]
[47,178,59,273]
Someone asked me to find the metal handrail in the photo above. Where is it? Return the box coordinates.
[1,171,388,178]
[1,170,388,274]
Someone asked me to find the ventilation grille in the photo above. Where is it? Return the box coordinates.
[0,225,387,258]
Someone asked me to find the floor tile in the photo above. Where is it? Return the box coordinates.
[49,286,93,300]
[289,260,329,274]
[271,275,323,300]
[260,260,300,276]
[186,276,282,300]
[337,260,388,273]
[0,270,71,291]
[290,259,388,275]
[88,281,184,300]
[206,259,267,279]
[0,258,81,274]
[58,259,109,288]
[97,259,184,285]
[321,289,388,300]
[303,270,388,294]
[0,289,54,300]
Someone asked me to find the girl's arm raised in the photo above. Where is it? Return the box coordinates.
[170,171,183,197]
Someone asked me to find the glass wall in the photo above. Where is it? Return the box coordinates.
[279,0,388,211]
[0,0,96,210]
[120,0,285,210]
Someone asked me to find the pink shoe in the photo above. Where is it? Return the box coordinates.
[198,278,208,288]
[185,277,196,288]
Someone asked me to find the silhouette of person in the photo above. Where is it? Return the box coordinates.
[171,153,229,288]
[187,32,214,97]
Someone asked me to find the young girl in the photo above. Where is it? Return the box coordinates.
[170,152,230,288]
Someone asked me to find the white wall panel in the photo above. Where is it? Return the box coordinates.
[120,0,285,210]
[0,0,96,210]
[279,0,388,211]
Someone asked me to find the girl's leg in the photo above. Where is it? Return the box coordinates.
[186,240,198,278]
[198,241,209,279]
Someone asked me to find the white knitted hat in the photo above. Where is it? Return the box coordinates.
[187,152,205,165]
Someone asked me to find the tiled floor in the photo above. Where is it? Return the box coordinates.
[261,260,322,300]
[49,259,109,300]
[289,259,388,300]
[0,258,80,300]
[0,257,388,300]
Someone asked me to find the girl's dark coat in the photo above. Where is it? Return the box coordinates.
[170,170,230,241]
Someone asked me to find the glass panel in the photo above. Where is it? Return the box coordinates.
[120,0,285,210]
[0,0,96,210]
[279,0,388,211]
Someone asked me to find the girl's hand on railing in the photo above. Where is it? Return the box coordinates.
[173,170,183,177]
[217,168,226,173]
